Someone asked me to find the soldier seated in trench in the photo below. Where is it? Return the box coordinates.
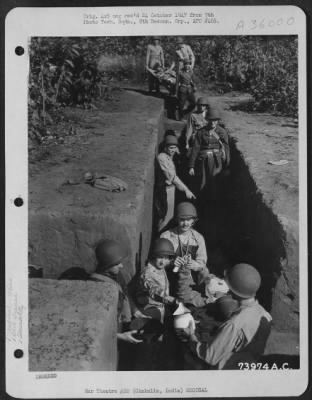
[89,239,149,345]
[136,238,178,323]
[160,201,212,308]
[175,263,272,370]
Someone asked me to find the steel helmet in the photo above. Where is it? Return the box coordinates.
[151,238,175,258]
[197,96,210,106]
[206,107,221,120]
[225,263,261,298]
[95,239,125,269]
[175,202,198,219]
[164,134,179,147]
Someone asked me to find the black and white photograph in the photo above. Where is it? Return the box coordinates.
[5,5,308,398]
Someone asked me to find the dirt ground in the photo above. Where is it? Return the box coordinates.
[29,84,300,361]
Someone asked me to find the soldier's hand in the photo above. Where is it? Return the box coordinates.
[117,330,143,344]
[175,321,196,342]
[189,168,195,176]
[185,189,196,199]
[186,259,201,271]
[174,257,185,268]
[133,309,152,319]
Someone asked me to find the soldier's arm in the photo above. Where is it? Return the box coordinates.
[185,115,194,148]
[189,321,240,367]
[160,46,165,67]
[146,45,151,68]
[189,131,201,169]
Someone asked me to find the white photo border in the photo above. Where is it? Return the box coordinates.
[5,5,308,398]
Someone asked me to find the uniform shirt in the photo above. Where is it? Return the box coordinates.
[190,298,272,369]
[146,44,164,69]
[156,152,188,192]
[176,44,195,69]
[179,70,194,88]
[186,111,209,144]
[161,227,207,270]
[189,125,229,169]
[137,262,171,308]
[89,272,132,332]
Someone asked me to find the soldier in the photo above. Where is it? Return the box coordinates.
[185,96,210,152]
[161,202,210,307]
[89,239,146,344]
[175,36,195,71]
[136,238,177,322]
[146,36,165,93]
[175,263,272,369]
[155,133,195,232]
[188,106,230,197]
[177,60,197,120]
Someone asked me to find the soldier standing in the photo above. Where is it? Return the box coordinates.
[155,133,195,232]
[146,36,165,93]
[188,107,230,199]
[185,96,210,152]
[177,60,197,120]
[175,36,195,71]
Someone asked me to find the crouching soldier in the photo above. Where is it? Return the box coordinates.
[188,107,230,200]
[155,133,195,232]
[89,239,144,345]
[175,263,272,369]
[136,238,177,322]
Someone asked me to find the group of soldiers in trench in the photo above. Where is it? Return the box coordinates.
[59,36,273,370]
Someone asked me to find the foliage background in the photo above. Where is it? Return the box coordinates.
[29,36,298,140]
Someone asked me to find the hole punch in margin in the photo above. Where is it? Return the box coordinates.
[15,46,24,56]
[14,197,24,207]
[14,349,24,359]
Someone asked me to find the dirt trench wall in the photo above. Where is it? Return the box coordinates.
[222,140,299,332]
[28,91,164,371]
[29,91,164,281]
[29,279,118,371]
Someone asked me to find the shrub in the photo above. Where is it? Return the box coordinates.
[28,36,298,141]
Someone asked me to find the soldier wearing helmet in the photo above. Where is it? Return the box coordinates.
[89,239,146,345]
[175,36,195,70]
[176,263,272,369]
[188,106,230,197]
[185,96,210,152]
[146,36,165,93]
[155,131,195,232]
[177,59,197,120]
[161,202,210,307]
[136,238,178,322]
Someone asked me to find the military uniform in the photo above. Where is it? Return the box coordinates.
[146,43,165,92]
[176,44,195,69]
[188,298,272,369]
[185,111,209,149]
[189,124,230,190]
[161,228,209,307]
[89,272,132,332]
[177,69,196,120]
[137,262,173,321]
[155,152,190,231]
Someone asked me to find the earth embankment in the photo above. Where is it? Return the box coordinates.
[29,90,164,281]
